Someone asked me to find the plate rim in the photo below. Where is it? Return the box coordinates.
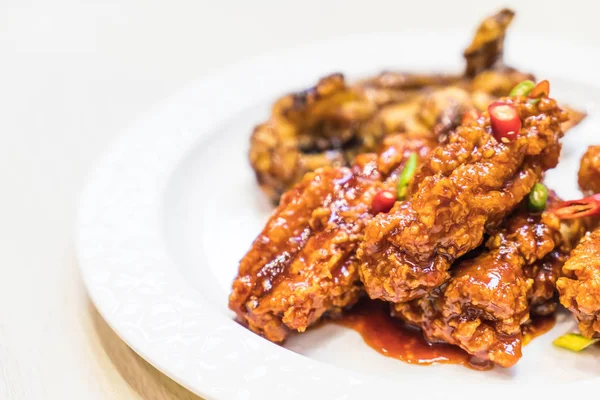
[76,32,600,399]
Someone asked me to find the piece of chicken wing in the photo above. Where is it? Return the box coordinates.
[358,95,568,303]
[230,134,435,342]
[249,9,538,202]
[394,197,585,367]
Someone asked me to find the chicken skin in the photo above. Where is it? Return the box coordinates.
[230,134,435,342]
[358,96,568,303]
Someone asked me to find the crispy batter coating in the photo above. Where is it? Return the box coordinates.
[393,206,567,367]
[358,96,568,303]
[230,135,435,342]
[557,228,600,338]
[578,145,600,195]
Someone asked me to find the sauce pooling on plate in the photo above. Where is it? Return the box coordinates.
[334,299,555,370]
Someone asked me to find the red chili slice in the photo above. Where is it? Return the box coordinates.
[488,101,522,143]
[551,193,600,219]
[372,190,396,215]
[529,80,550,98]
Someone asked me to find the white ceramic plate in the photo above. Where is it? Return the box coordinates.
[77,33,600,399]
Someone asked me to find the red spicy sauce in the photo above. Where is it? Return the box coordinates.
[334,299,555,370]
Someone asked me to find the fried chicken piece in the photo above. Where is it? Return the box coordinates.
[524,251,564,316]
[249,9,536,202]
[523,199,588,316]
[557,228,600,338]
[354,86,476,151]
[230,134,435,342]
[463,9,532,98]
[249,74,476,201]
[463,9,514,76]
[578,145,600,195]
[393,195,590,367]
[358,96,568,303]
[394,208,556,367]
[249,74,373,201]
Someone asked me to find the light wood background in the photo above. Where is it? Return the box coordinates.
[1,1,598,398]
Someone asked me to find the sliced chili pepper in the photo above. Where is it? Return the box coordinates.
[397,153,418,200]
[528,183,548,212]
[488,101,522,143]
[509,80,535,97]
[530,80,550,98]
[553,333,599,352]
[372,190,396,215]
[551,193,600,219]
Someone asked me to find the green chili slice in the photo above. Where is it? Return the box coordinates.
[553,333,599,352]
[509,80,536,97]
[397,152,418,200]
[528,183,548,212]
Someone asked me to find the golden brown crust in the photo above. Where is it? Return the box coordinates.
[230,134,435,342]
[358,96,567,303]
[578,145,600,195]
[392,204,574,368]
[557,228,600,338]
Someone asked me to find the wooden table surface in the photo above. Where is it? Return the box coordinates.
[1,1,598,398]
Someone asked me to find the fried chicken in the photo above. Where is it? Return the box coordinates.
[524,251,567,316]
[230,134,435,342]
[578,145,600,195]
[249,9,537,202]
[523,200,588,316]
[249,74,369,201]
[248,74,477,202]
[358,96,568,303]
[393,209,551,367]
[463,8,514,77]
[393,196,586,368]
[557,228,600,338]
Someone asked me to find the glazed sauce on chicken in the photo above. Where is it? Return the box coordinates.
[335,299,555,370]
